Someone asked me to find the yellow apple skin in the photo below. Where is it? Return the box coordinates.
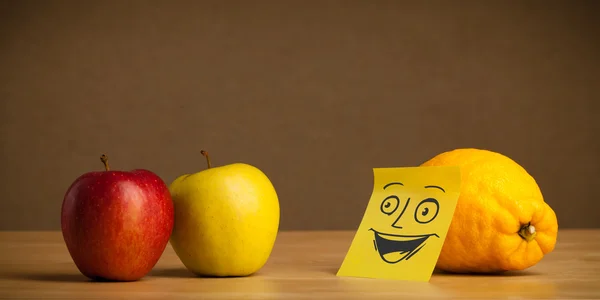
[168,163,280,277]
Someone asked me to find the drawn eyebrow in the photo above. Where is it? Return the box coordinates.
[383,182,404,189]
[425,185,445,193]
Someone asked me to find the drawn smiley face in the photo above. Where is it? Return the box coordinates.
[369,182,444,264]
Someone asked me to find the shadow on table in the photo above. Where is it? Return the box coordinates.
[321,267,540,277]
[432,269,541,277]
[149,268,196,278]
[3,268,264,282]
[4,272,92,283]
[5,272,163,283]
[149,268,262,279]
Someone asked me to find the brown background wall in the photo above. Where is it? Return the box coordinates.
[1,0,599,230]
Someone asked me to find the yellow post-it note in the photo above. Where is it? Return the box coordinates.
[336,166,461,282]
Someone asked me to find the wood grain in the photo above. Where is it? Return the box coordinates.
[1,230,599,299]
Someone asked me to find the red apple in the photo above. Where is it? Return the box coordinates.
[61,154,174,281]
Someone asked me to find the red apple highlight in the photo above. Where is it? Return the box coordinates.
[61,154,174,281]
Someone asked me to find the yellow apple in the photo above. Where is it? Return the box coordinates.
[168,150,280,277]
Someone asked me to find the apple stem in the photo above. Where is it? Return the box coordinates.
[100,154,110,171]
[200,150,212,169]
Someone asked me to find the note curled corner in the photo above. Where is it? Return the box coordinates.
[336,166,461,282]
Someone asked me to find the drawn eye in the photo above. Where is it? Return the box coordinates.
[380,196,400,215]
[414,198,440,224]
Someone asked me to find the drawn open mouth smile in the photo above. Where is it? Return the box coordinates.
[370,229,439,264]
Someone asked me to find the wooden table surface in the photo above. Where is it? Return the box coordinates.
[1,230,599,299]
